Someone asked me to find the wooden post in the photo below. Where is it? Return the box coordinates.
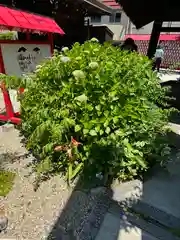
[147,20,163,59]
[87,18,90,40]
[26,32,31,41]
[0,45,21,124]
[48,33,54,55]
[1,82,14,118]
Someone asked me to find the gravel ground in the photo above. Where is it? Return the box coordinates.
[0,126,72,240]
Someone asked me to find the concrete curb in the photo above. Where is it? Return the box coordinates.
[109,202,180,240]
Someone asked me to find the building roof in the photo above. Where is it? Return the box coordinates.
[119,0,180,28]
[0,5,64,34]
[125,34,180,41]
[102,0,120,9]
[83,0,112,15]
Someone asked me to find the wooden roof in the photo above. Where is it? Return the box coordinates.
[119,0,180,28]
[83,0,112,15]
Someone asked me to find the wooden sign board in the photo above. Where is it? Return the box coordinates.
[0,42,51,76]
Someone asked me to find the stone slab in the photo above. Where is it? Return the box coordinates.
[112,151,180,229]
[95,212,158,240]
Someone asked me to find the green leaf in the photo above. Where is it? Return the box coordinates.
[95,105,101,111]
[100,129,104,135]
[83,128,89,135]
[106,127,111,134]
[113,117,119,124]
[87,104,94,111]
[42,143,54,155]
[89,129,97,136]
[75,94,88,102]
[104,110,109,117]
[71,163,83,179]
[95,125,101,132]
[135,155,147,169]
[68,164,73,183]
[104,120,109,128]
[75,125,81,132]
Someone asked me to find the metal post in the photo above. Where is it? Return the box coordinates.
[147,20,163,59]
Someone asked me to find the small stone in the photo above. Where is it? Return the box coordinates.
[90,187,106,195]
[27,200,32,207]
[22,212,26,220]
[0,216,8,232]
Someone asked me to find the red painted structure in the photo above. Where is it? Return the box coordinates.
[125,34,180,69]
[103,0,120,9]
[0,6,64,124]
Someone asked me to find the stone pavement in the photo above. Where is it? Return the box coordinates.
[158,72,180,83]
[96,212,158,240]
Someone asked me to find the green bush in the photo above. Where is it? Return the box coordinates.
[0,31,16,40]
[0,171,15,196]
[19,39,172,183]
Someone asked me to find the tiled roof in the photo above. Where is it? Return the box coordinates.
[102,0,121,9]
[84,0,112,14]
[0,5,64,34]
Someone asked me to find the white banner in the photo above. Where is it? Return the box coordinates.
[0,43,51,77]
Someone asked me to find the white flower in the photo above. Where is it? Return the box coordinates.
[89,62,99,70]
[61,47,69,52]
[72,70,85,80]
[75,94,88,102]
[96,172,103,180]
[60,56,70,63]
[90,37,99,43]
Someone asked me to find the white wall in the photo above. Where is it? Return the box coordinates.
[90,13,125,40]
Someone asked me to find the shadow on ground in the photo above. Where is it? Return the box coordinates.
[0,152,30,170]
[46,130,180,240]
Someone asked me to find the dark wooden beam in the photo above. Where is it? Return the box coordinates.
[147,20,163,59]
[161,27,180,32]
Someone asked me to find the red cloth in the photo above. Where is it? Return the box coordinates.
[0,6,64,34]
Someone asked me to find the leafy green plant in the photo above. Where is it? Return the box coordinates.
[6,39,174,183]
[0,74,29,89]
[0,31,16,40]
[0,171,15,196]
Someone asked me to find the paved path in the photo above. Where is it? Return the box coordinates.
[96,212,158,240]
[158,72,180,83]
